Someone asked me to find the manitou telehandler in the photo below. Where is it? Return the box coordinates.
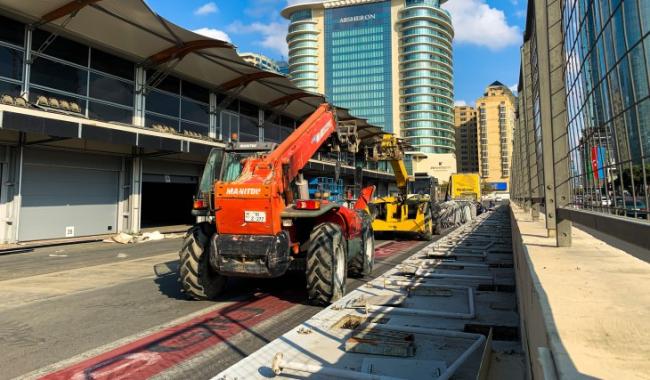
[180,104,376,304]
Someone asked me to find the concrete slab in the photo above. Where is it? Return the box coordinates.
[216,208,524,380]
[511,204,650,379]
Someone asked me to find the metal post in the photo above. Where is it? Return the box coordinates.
[129,152,143,234]
[522,40,540,221]
[133,66,146,127]
[209,92,217,139]
[512,120,520,206]
[534,0,571,246]
[258,108,264,142]
[547,0,571,246]
[22,27,32,100]
[516,109,527,209]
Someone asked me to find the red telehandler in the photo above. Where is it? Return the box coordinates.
[181,104,376,304]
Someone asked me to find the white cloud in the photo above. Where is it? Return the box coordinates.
[286,0,321,5]
[454,100,468,107]
[443,0,521,51]
[509,84,518,93]
[194,2,218,16]
[193,27,231,42]
[228,21,289,56]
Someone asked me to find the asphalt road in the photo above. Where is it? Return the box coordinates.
[0,236,433,380]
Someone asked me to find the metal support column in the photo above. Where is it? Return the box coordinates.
[514,108,524,208]
[522,40,541,221]
[258,109,265,142]
[133,66,146,128]
[21,27,33,100]
[209,92,218,139]
[534,0,571,246]
[129,152,143,234]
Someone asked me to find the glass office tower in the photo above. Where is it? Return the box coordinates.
[325,2,393,130]
[283,0,455,154]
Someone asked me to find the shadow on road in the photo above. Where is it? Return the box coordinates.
[153,259,310,306]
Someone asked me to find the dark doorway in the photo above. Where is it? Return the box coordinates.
[141,182,196,228]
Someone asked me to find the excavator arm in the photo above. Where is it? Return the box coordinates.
[366,134,410,197]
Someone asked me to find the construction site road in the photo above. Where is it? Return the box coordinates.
[0,235,435,379]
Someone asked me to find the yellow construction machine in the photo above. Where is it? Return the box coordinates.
[367,135,439,239]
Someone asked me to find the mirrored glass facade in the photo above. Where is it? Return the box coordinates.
[325,2,393,131]
[563,0,650,218]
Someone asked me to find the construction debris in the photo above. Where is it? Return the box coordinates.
[106,230,169,244]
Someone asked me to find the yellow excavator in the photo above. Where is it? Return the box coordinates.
[367,135,439,240]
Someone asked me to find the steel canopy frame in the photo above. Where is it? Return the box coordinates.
[38,0,103,25]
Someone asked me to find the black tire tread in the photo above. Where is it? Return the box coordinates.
[306,223,345,305]
[178,223,224,300]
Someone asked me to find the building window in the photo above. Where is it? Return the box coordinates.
[29,30,135,124]
[290,9,312,22]
[0,22,23,96]
[145,74,210,136]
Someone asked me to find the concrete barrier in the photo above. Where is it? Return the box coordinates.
[510,204,650,379]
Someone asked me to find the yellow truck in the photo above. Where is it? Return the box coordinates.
[447,173,481,201]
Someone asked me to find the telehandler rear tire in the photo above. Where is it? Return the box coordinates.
[348,220,374,278]
[306,223,347,305]
[179,223,225,300]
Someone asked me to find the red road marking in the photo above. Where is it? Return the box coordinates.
[40,294,294,380]
[375,240,422,258]
[40,240,421,380]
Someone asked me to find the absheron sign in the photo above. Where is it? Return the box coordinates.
[339,14,376,23]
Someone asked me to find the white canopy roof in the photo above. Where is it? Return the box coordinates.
[0,0,386,143]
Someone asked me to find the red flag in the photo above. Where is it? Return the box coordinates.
[591,146,599,181]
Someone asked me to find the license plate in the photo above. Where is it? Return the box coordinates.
[244,211,266,223]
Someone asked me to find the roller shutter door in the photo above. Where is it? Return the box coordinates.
[18,150,120,241]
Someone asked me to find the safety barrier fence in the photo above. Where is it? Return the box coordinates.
[511,0,650,248]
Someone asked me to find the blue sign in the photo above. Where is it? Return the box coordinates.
[489,182,508,191]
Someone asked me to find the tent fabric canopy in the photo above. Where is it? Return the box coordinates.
[0,0,387,144]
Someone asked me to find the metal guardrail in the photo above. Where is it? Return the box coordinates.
[556,207,650,250]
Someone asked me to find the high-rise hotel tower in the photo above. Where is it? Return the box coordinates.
[281,0,455,156]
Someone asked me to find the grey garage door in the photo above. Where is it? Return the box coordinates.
[19,151,120,241]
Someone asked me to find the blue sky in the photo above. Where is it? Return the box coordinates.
[145,0,526,105]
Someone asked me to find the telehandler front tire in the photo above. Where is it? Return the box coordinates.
[306,223,347,305]
[179,223,225,300]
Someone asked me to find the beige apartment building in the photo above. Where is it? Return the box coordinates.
[476,81,516,192]
[454,105,479,173]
